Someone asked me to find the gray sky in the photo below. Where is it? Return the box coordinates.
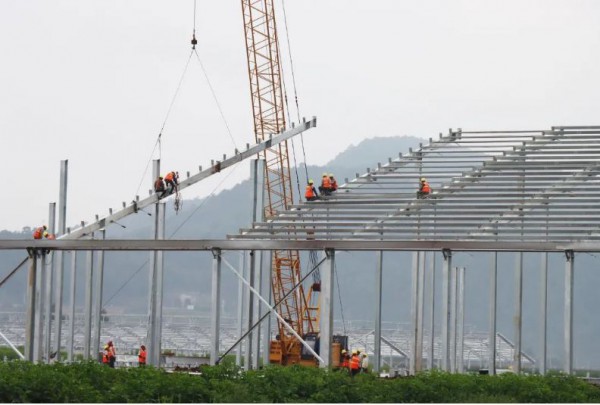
[2,0,599,232]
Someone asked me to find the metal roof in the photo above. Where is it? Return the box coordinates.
[232,126,600,243]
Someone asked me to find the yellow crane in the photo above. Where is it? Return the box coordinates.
[241,0,342,366]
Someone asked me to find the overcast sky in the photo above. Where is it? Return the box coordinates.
[1,0,599,232]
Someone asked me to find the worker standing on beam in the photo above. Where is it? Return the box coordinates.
[305,179,319,201]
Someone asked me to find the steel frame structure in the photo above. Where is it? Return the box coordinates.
[4,125,600,374]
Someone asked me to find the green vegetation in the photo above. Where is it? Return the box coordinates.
[0,361,599,403]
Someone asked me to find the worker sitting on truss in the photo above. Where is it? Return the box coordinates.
[328,173,338,192]
[319,173,333,196]
[154,176,167,198]
[32,225,49,240]
[164,171,179,195]
[305,179,319,201]
[416,177,431,199]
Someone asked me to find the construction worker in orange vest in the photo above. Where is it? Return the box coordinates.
[102,344,110,365]
[319,173,333,196]
[32,225,49,240]
[340,349,350,372]
[164,171,179,195]
[138,344,147,367]
[329,174,338,192]
[350,349,361,377]
[107,340,116,368]
[305,179,319,201]
[417,177,431,199]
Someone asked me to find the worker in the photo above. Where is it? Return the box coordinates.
[329,174,338,192]
[319,173,333,196]
[350,350,361,377]
[164,171,179,195]
[32,225,48,240]
[361,352,369,373]
[138,344,147,367]
[417,177,431,199]
[305,179,319,201]
[340,349,350,372]
[102,344,110,365]
[154,176,167,198]
[107,340,116,368]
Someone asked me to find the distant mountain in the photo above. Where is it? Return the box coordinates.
[2,134,599,368]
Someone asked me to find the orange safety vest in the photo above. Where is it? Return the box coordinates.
[165,172,174,181]
[305,185,315,199]
[138,349,147,364]
[341,355,349,368]
[350,354,360,370]
[421,182,431,193]
[33,227,44,239]
[154,179,165,191]
[321,177,331,188]
[102,350,109,363]
[330,179,338,191]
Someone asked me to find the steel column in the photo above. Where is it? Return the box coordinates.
[54,159,68,361]
[244,250,255,369]
[34,253,46,363]
[488,252,498,375]
[374,250,383,373]
[83,239,94,360]
[92,229,105,361]
[210,249,222,365]
[44,203,56,363]
[441,249,452,371]
[564,250,574,374]
[319,248,335,368]
[251,251,262,370]
[154,202,165,366]
[456,267,465,373]
[513,252,523,373]
[539,251,548,374]
[416,251,426,372]
[67,251,77,362]
[449,266,457,373]
[409,251,419,375]
[427,252,436,370]
[235,251,246,366]
[262,251,272,366]
[24,252,38,361]
[147,160,161,366]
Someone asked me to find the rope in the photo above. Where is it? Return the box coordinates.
[334,260,347,335]
[192,49,237,150]
[103,164,241,307]
[134,50,194,197]
[281,0,309,182]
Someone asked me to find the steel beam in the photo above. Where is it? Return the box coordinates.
[449,266,457,373]
[44,203,56,363]
[244,250,255,369]
[235,251,245,367]
[59,118,316,241]
[409,251,419,375]
[456,267,465,373]
[427,251,436,370]
[416,251,425,372]
[8,239,600,252]
[373,250,383,373]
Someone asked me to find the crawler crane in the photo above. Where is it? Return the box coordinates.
[240,0,346,366]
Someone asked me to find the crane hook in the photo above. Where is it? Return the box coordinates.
[191,31,198,49]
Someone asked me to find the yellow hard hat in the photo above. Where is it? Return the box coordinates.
[323,172,328,176]
[352,349,357,355]
[329,173,334,177]
[341,349,347,354]
[420,177,427,182]
[308,179,314,184]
